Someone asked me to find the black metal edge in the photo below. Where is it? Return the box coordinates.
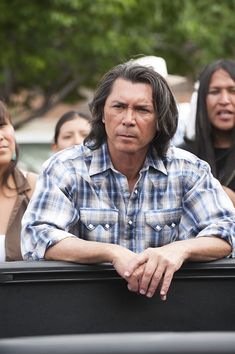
[1,258,235,284]
[1,257,235,272]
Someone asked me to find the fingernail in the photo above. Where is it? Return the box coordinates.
[146,292,152,298]
[124,271,130,277]
[140,289,145,295]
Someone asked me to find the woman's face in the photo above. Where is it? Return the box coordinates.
[0,118,15,167]
[206,69,235,131]
[52,116,91,152]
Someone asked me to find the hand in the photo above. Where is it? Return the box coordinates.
[124,242,187,300]
[111,244,141,291]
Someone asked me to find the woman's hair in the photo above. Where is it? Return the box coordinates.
[53,111,90,144]
[84,61,178,157]
[0,100,19,189]
[192,59,235,178]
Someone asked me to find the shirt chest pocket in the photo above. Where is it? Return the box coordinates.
[145,208,182,246]
[79,208,119,242]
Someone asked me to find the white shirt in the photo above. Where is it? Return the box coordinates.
[0,235,6,261]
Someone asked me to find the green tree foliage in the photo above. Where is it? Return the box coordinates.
[0,0,234,121]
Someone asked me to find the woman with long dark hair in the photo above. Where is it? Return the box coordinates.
[181,59,235,206]
[0,100,37,261]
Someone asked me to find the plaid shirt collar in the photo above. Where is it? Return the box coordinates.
[89,142,167,177]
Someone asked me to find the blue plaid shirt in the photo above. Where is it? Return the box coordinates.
[21,142,235,260]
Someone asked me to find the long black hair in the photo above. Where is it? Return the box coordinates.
[192,59,235,183]
[84,61,178,158]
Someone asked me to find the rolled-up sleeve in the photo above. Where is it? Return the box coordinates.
[181,159,235,257]
[21,158,79,260]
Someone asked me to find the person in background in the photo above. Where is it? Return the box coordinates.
[0,100,37,261]
[51,111,91,153]
[21,62,235,300]
[180,59,235,206]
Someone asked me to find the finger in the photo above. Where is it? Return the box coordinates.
[127,265,144,293]
[142,263,166,298]
[159,268,174,301]
[124,254,147,278]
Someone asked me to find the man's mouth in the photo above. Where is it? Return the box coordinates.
[118,133,136,138]
[119,135,136,142]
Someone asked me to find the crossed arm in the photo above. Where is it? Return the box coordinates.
[45,236,231,301]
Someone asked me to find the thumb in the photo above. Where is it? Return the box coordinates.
[124,253,147,278]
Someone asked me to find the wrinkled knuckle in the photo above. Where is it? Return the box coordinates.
[152,273,162,284]
[166,259,175,269]
[144,269,153,279]
[164,275,172,285]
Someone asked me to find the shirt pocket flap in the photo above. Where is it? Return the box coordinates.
[145,208,182,231]
[80,208,118,230]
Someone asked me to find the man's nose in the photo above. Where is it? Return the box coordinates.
[122,107,135,125]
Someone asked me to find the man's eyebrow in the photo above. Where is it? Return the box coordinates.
[134,103,153,107]
[111,100,125,103]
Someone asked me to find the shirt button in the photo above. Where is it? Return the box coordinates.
[128,220,133,226]
[155,225,162,231]
[88,223,95,230]
[104,223,110,230]
[134,189,138,195]
[171,222,176,228]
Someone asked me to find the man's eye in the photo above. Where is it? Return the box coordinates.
[137,107,150,113]
[113,104,124,109]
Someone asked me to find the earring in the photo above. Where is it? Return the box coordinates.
[11,151,16,161]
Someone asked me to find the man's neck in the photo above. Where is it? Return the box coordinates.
[110,152,147,192]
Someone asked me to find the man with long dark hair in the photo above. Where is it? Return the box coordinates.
[22,62,235,300]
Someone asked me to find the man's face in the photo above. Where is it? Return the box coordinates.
[103,78,157,157]
[206,69,235,131]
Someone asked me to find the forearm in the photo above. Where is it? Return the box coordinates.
[45,237,121,264]
[181,236,232,262]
